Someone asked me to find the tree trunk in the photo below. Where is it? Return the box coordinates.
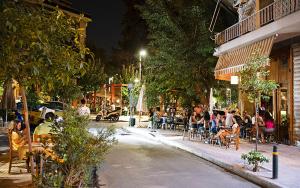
[253,162,259,172]
[255,98,259,152]
[20,86,34,175]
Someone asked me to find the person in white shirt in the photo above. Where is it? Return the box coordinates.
[78,98,90,117]
[225,110,234,128]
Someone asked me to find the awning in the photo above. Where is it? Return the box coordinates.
[215,36,275,80]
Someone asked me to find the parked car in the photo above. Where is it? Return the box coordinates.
[41,101,66,118]
[16,101,66,126]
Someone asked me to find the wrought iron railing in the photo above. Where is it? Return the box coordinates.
[215,0,300,46]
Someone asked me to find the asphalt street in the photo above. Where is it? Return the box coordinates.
[94,121,260,188]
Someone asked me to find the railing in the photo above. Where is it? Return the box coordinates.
[215,0,300,46]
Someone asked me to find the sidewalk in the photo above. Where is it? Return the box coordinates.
[0,127,32,188]
[127,126,300,188]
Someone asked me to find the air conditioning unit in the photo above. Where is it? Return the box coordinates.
[233,0,247,8]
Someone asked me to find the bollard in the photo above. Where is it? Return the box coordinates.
[272,145,278,179]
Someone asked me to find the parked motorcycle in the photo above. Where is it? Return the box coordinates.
[96,107,121,122]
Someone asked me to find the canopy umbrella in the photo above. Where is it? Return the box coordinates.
[136,85,147,113]
[136,85,147,127]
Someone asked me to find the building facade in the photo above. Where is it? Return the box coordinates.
[213,0,300,145]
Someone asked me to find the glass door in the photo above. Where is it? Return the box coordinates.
[277,88,289,144]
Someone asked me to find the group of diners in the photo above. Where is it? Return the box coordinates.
[149,103,276,149]
[8,115,64,174]
[149,106,178,130]
[184,104,276,148]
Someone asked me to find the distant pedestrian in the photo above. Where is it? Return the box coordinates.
[78,98,90,117]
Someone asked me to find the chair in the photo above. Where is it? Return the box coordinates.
[225,127,240,150]
[8,129,29,174]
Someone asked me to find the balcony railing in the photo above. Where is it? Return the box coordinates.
[215,0,300,46]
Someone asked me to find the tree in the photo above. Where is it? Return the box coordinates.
[35,108,115,187]
[115,65,140,109]
[239,52,278,151]
[138,0,219,107]
[0,0,89,173]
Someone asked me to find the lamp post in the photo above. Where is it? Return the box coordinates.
[139,49,147,82]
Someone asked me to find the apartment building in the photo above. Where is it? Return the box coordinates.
[213,0,300,145]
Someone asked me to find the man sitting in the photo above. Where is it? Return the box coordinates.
[33,116,54,142]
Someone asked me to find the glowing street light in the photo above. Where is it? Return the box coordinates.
[139,49,147,82]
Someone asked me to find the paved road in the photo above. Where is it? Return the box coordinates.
[96,124,260,188]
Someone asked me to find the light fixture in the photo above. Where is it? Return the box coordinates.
[231,75,239,85]
[116,99,120,103]
[139,49,147,57]
[134,78,139,83]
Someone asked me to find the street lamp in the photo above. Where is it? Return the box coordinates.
[139,49,147,82]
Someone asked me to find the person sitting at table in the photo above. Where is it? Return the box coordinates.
[182,109,189,131]
[9,120,28,159]
[33,116,54,142]
[153,107,161,129]
[210,113,219,134]
[161,113,168,130]
[214,115,240,150]
[189,112,198,135]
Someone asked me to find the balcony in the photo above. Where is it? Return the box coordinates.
[215,0,300,46]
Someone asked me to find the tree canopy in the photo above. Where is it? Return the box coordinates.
[138,0,219,107]
[0,0,89,94]
[239,52,279,103]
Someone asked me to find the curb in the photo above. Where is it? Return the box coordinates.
[126,127,285,188]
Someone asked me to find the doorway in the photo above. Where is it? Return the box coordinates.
[276,88,289,144]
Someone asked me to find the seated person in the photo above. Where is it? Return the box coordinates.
[214,115,240,150]
[33,116,54,142]
[9,120,28,159]
[161,113,168,130]
[10,120,62,163]
[264,111,275,133]
[189,112,198,132]
[210,114,219,134]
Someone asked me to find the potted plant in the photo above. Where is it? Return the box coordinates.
[241,150,269,172]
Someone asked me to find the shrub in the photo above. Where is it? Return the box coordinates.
[241,150,269,172]
[34,108,116,187]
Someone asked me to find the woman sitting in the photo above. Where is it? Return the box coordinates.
[214,115,240,150]
[264,111,275,141]
[9,120,28,159]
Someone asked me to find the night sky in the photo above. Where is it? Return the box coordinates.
[70,0,126,52]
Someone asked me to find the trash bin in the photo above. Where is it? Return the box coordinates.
[129,117,135,127]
